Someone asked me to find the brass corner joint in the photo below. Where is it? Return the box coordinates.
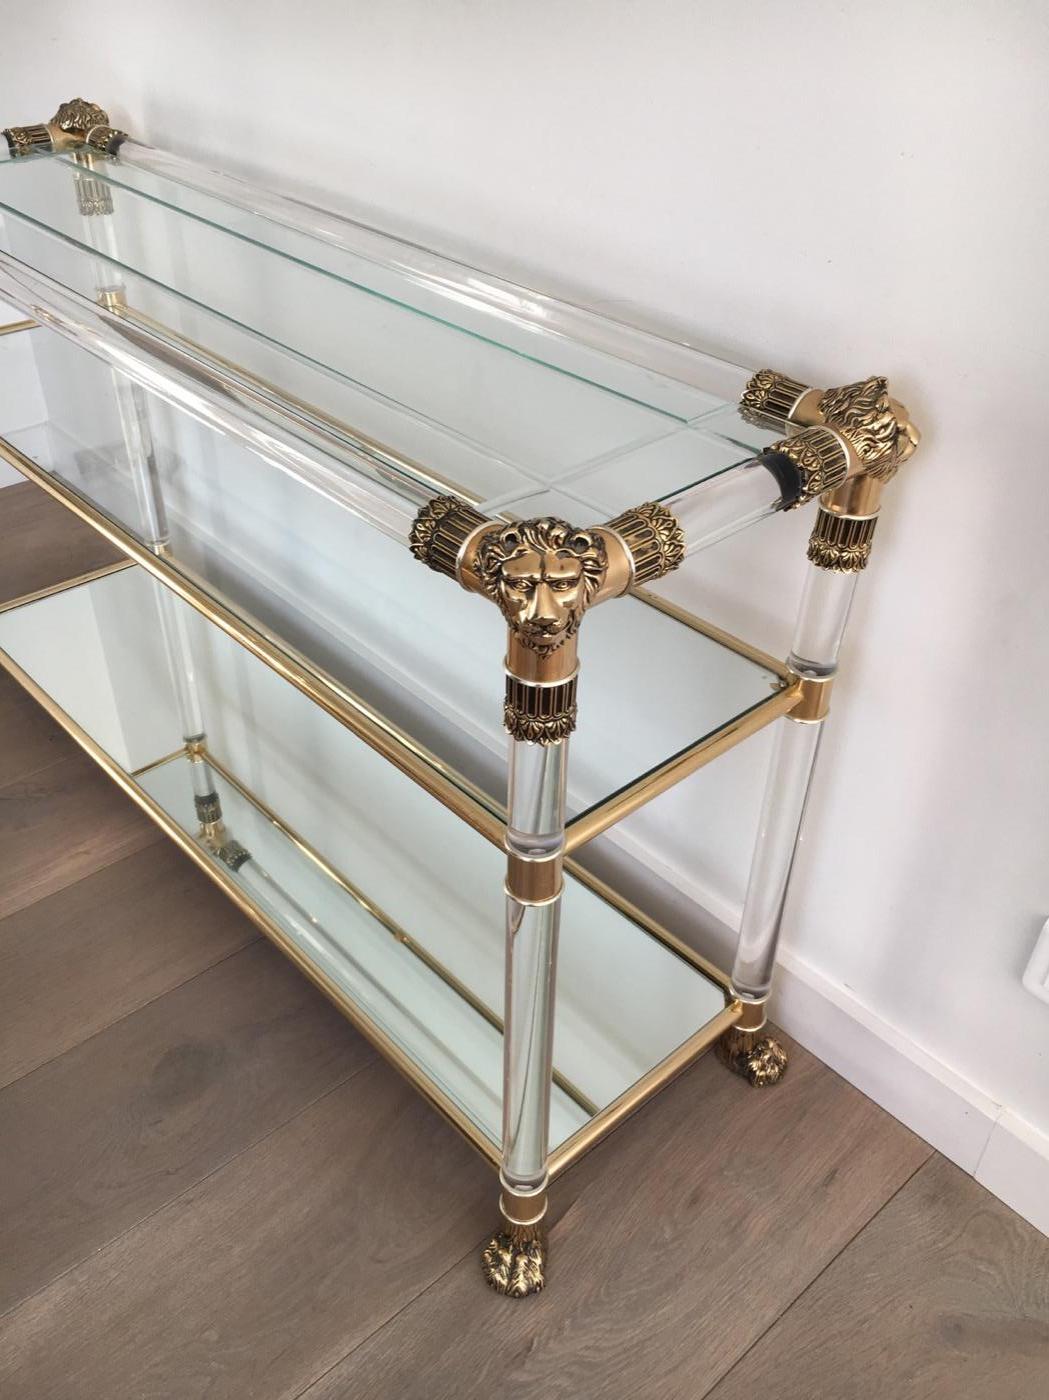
[741,370,921,563]
[410,495,684,743]
[3,99,127,159]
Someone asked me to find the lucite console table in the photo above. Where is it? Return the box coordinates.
[0,100,920,1298]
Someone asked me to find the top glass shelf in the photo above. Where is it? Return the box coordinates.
[0,146,777,518]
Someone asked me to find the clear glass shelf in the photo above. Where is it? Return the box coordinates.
[0,147,778,516]
[0,565,730,1156]
[0,414,791,841]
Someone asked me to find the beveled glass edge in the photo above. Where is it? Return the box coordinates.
[26,153,700,428]
[0,635,506,1169]
[0,250,432,539]
[54,140,754,404]
[0,601,738,1176]
[0,433,506,845]
[0,432,800,855]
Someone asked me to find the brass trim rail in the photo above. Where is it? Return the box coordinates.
[0,435,800,854]
[0,576,739,1178]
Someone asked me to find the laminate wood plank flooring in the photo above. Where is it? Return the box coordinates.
[0,749,163,919]
[0,670,67,787]
[0,939,373,1316]
[0,841,259,1088]
[707,1154,1049,1400]
[0,478,124,604]
[0,1066,494,1400]
[299,1040,930,1400]
[1,478,1044,1400]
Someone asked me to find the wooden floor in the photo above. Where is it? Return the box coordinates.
[1,478,1046,1399]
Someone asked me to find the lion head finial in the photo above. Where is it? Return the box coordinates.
[818,376,919,482]
[476,518,607,653]
[51,99,109,136]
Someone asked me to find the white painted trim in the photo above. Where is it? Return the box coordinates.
[770,947,1049,1238]
[975,1111,1049,1238]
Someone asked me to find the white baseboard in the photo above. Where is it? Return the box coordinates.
[770,947,1049,1238]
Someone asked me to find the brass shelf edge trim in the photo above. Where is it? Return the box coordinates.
[630,585,793,682]
[128,745,190,778]
[0,643,504,1171]
[563,682,801,851]
[0,442,799,855]
[548,998,742,1179]
[3,437,801,851]
[0,436,505,848]
[0,318,37,337]
[0,636,731,1178]
[200,744,598,1118]
[0,556,135,614]
[562,856,734,992]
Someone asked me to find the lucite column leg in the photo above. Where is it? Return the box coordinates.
[481,636,574,1298]
[74,151,227,840]
[719,516,867,1086]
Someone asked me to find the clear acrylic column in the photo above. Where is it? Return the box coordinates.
[68,155,219,811]
[730,505,869,1035]
[502,736,567,1192]
[482,634,574,1298]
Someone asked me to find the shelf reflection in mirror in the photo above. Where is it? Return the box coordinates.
[0,565,730,1154]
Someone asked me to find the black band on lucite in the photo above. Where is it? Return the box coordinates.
[759,449,805,509]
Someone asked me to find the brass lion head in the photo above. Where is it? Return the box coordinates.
[51,99,109,136]
[818,376,920,482]
[477,518,607,653]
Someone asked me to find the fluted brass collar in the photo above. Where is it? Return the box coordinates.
[741,368,920,488]
[3,98,126,158]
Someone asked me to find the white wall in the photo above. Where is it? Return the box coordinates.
[4,2,1048,1223]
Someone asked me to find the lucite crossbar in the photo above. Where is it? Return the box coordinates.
[0,137,808,550]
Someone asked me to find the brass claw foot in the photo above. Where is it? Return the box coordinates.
[481,1222,546,1297]
[717,1026,788,1087]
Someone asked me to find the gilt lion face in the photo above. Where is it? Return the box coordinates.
[477,519,607,653]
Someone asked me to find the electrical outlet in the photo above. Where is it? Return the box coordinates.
[1023,918,1049,1005]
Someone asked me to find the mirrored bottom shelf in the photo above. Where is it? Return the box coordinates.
[0,563,735,1170]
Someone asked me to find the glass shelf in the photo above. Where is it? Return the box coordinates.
[0,147,779,517]
[0,565,732,1162]
[0,415,794,846]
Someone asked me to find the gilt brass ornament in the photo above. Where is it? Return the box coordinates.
[481,1222,546,1297]
[86,125,128,154]
[807,508,878,572]
[3,97,117,158]
[605,501,685,583]
[716,1026,789,1086]
[50,98,110,139]
[193,791,223,827]
[477,517,608,655]
[817,376,919,482]
[740,369,811,430]
[766,427,850,508]
[504,674,578,744]
[2,123,52,157]
[409,493,489,580]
